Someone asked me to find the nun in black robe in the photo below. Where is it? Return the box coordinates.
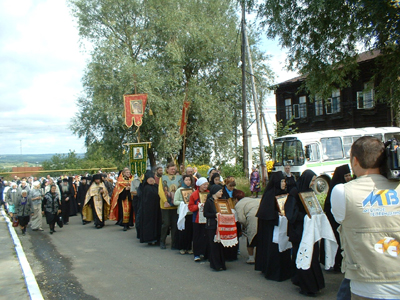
[320,164,351,271]
[138,171,162,244]
[255,172,292,281]
[68,177,79,217]
[285,169,325,297]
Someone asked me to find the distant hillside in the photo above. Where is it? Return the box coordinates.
[0,153,85,167]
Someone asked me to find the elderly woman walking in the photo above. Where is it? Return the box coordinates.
[42,185,61,234]
[29,181,44,231]
[14,190,33,236]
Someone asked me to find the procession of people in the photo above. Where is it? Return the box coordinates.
[2,153,394,299]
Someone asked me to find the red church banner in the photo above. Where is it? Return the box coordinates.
[123,94,147,128]
[180,100,190,136]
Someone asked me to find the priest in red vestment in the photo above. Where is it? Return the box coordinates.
[109,167,135,231]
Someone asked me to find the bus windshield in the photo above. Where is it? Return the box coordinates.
[282,140,305,166]
[274,141,283,166]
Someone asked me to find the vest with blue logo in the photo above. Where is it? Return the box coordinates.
[340,174,400,282]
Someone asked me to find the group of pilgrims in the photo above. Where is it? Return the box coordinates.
[1,162,352,297]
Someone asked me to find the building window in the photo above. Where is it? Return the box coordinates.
[299,96,307,118]
[326,89,341,114]
[315,96,323,116]
[357,82,375,109]
[285,98,292,119]
[294,96,307,119]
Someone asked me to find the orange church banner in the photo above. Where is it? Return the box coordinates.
[180,100,190,136]
[123,94,147,128]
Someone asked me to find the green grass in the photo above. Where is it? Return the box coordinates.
[235,177,265,197]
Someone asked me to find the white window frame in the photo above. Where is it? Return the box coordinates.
[285,98,292,119]
[299,96,307,118]
[326,89,341,114]
[357,82,375,109]
[315,96,323,116]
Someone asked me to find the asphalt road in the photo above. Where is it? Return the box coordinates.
[19,215,343,300]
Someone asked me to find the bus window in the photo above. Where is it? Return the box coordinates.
[370,134,383,141]
[283,140,304,166]
[343,135,361,158]
[384,133,400,142]
[321,137,343,160]
[305,143,320,162]
[274,141,283,166]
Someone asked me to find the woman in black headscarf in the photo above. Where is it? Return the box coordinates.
[208,172,221,188]
[320,164,351,271]
[137,171,162,244]
[255,172,292,281]
[203,184,226,271]
[285,169,323,297]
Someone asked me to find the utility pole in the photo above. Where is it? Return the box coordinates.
[262,112,272,147]
[243,25,267,184]
[241,0,249,179]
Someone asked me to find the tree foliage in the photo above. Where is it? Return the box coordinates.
[254,0,400,104]
[69,0,273,167]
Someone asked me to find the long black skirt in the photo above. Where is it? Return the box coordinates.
[206,228,226,271]
[255,219,292,281]
[177,215,193,251]
[292,242,325,293]
[192,223,207,257]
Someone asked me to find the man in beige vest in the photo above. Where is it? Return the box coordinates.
[331,136,400,299]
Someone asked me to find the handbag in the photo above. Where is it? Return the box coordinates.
[56,214,64,228]
[12,217,19,227]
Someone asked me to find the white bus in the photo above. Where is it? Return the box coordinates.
[272,127,400,194]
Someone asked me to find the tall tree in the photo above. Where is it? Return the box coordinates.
[255,0,400,105]
[69,0,273,166]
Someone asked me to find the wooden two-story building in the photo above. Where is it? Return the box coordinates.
[275,50,397,132]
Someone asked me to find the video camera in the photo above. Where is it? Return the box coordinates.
[384,139,400,180]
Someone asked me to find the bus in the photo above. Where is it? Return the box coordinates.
[272,127,400,194]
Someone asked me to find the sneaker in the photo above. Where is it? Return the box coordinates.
[38,228,44,231]
[194,256,201,261]
[187,249,193,255]
[180,249,186,255]
[160,242,166,250]
[246,257,255,264]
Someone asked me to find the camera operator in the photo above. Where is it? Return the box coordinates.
[331,136,400,300]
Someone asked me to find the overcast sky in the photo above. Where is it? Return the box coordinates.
[0,0,297,155]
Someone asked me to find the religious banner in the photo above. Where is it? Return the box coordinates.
[129,143,148,177]
[123,94,148,128]
[179,100,190,136]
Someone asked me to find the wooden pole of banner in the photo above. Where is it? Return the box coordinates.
[181,83,189,173]
[133,74,137,95]
[133,73,140,143]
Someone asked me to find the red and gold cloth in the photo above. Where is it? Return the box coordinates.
[179,100,190,136]
[214,213,238,247]
[109,173,134,222]
[123,94,147,128]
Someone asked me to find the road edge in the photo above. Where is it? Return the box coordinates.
[1,208,44,300]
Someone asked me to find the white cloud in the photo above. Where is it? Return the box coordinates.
[0,0,87,154]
